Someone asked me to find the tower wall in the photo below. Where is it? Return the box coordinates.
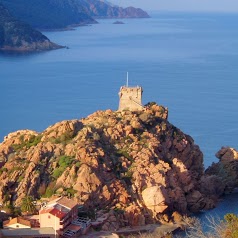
[118,86,143,111]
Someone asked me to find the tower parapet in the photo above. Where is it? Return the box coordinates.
[118,85,143,111]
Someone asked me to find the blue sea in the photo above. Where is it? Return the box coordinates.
[0,11,238,219]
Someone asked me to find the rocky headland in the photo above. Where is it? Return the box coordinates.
[0,3,63,52]
[205,147,238,194]
[0,0,149,52]
[78,0,150,19]
[0,103,233,230]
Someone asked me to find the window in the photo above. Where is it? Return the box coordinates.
[48,215,51,219]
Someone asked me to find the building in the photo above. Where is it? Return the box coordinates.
[39,197,79,235]
[1,197,91,238]
[118,85,143,111]
[3,217,31,229]
[0,227,55,238]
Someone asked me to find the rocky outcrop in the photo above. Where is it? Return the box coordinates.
[0,3,63,52]
[206,147,238,193]
[0,103,220,228]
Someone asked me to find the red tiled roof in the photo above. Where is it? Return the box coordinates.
[49,208,66,219]
[40,207,66,219]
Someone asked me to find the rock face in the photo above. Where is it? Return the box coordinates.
[0,103,219,228]
[0,3,63,51]
[206,147,238,193]
[78,0,150,19]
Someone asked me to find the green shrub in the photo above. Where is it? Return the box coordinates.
[17,175,24,182]
[43,182,57,198]
[116,149,131,160]
[59,155,74,167]
[75,162,81,168]
[12,134,42,151]
[65,187,77,197]
[52,131,76,144]
[0,167,8,174]
[52,167,65,179]
[52,155,79,179]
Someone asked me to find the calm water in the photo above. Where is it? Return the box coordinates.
[1,10,238,227]
[1,12,238,168]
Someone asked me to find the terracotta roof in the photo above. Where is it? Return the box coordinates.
[40,207,66,219]
[49,208,66,219]
[4,217,31,227]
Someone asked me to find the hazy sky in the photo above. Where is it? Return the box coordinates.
[109,0,238,12]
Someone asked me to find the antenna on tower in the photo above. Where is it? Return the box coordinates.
[126,72,129,87]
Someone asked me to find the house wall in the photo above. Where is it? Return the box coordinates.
[59,206,78,230]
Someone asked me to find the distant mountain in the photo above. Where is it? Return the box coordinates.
[1,0,97,30]
[0,3,62,52]
[77,0,150,18]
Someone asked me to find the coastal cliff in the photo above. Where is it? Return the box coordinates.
[0,104,220,228]
[0,3,62,52]
[77,0,150,19]
[205,147,238,193]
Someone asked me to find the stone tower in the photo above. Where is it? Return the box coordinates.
[118,85,143,111]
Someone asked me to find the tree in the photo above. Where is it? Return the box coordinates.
[20,196,37,215]
[224,213,238,238]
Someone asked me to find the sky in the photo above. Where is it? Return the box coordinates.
[109,0,238,12]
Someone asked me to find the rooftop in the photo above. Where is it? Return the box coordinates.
[3,217,31,227]
[39,207,66,219]
[47,197,78,210]
[0,227,55,236]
